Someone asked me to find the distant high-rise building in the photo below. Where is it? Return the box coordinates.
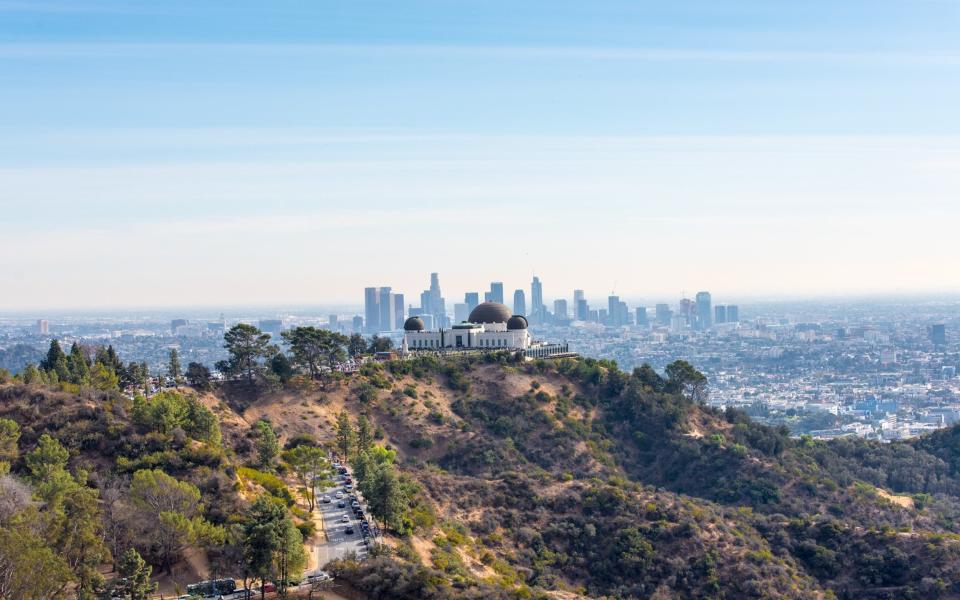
[714,305,727,324]
[635,306,648,326]
[554,299,568,320]
[454,303,469,323]
[598,309,608,324]
[930,324,947,346]
[36,319,49,334]
[259,319,284,338]
[394,294,405,330]
[419,273,446,328]
[573,289,585,308]
[655,304,672,326]
[352,315,364,333]
[171,318,188,334]
[486,282,504,304]
[727,305,739,323]
[513,289,526,316]
[464,292,479,313]
[607,296,619,326]
[576,298,589,321]
[379,287,396,332]
[530,276,544,322]
[364,287,380,333]
[328,314,339,330]
[695,291,712,330]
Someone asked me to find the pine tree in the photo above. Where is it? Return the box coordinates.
[335,410,355,463]
[40,340,70,381]
[168,348,182,383]
[114,548,157,600]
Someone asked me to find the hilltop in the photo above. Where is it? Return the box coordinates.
[2,352,960,599]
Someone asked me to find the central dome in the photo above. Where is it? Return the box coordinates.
[468,302,512,324]
[403,316,425,331]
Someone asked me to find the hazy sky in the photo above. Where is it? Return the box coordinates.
[1,1,959,310]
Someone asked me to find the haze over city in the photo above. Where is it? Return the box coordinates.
[3,0,960,309]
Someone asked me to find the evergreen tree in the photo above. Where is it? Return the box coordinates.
[254,420,280,471]
[242,496,304,599]
[40,339,70,381]
[114,548,157,600]
[334,410,355,463]
[356,414,373,455]
[222,324,273,386]
[186,362,212,390]
[168,348,182,383]
[68,342,91,385]
[347,333,367,358]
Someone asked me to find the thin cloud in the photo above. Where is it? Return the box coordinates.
[2,42,960,65]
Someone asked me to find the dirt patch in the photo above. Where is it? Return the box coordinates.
[877,488,915,509]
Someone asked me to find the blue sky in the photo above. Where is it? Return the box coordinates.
[1,1,959,309]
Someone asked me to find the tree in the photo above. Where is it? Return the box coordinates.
[0,524,72,600]
[112,548,157,600]
[19,363,42,385]
[25,433,69,481]
[335,411,355,463]
[281,327,324,380]
[52,484,109,599]
[128,469,205,572]
[68,342,91,385]
[168,348,183,383]
[90,363,119,391]
[40,339,70,381]
[0,419,19,475]
[269,352,294,385]
[282,445,330,511]
[347,334,367,358]
[243,496,306,599]
[254,420,280,471]
[223,324,273,386]
[364,463,406,533]
[186,361,212,390]
[367,336,393,353]
[664,360,708,402]
[356,414,373,455]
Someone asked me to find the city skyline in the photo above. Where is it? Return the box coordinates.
[3,1,960,309]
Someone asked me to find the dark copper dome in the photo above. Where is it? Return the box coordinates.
[468,302,511,324]
[403,316,425,331]
[507,315,529,330]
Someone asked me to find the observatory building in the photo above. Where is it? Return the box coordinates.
[402,301,571,358]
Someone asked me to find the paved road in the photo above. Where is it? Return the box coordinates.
[314,468,371,567]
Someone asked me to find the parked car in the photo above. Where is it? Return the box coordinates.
[321,495,331,503]
[335,491,344,499]
[345,526,354,534]
[337,500,346,508]
[341,514,350,523]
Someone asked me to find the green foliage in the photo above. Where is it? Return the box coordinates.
[238,467,294,505]
[221,323,274,386]
[0,418,19,473]
[335,410,355,462]
[132,391,221,445]
[111,548,157,600]
[253,419,280,470]
[282,444,329,510]
[281,326,348,382]
[25,433,70,481]
[0,522,73,600]
[242,495,306,594]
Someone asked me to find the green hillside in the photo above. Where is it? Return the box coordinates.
[2,349,960,599]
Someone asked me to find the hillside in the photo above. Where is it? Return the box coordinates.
[3,354,960,599]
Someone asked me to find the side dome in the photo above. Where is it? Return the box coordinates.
[507,315,529,330]
[468,302,512,324]
[403,316,425,331]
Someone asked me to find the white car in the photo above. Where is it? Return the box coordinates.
[335,491,344,499]
[321,495,331,503]
[341,514,350,523]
